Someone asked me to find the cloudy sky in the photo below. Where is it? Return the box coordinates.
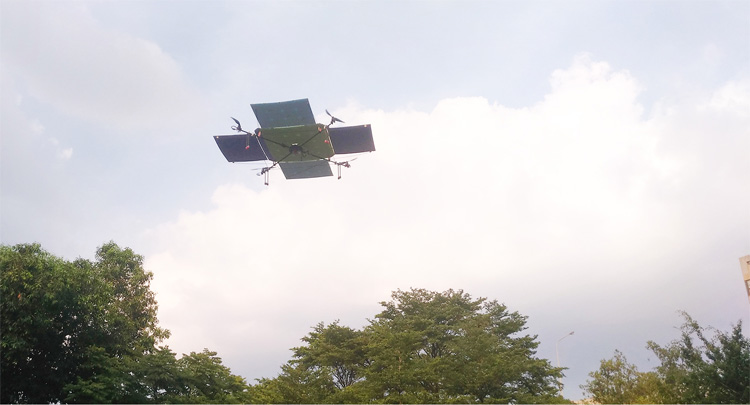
[2,0,749,399]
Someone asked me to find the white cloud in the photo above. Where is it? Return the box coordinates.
[0,1,203,131]
[142,56,750,385]
[57,147,74,161]
[705,79,750,117]
[43,136,74,161]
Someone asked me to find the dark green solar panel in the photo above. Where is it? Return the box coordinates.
[260,124,334,162]
[214,135,270,162]
[251,99,316,128]
[329,125,376,154]
[279,160,333,179]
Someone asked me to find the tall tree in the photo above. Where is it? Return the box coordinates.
[581,313,750,404]
[61,242,169,403]
[647,313,750,404]
[1,244,108,403]
[266,288,566,403]
[177,349,251,403]
[250,362,336,404]
[1,242,248,404]
[363,288,564,403]
[93,242,168,355]
[292,321,368,390]
[579,350,660,404]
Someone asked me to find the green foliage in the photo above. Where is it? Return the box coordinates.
[93,241,169,354]
[250,362,337,404]
[258,288,565,404]
[581,312,750,404]
[177,349,251,403]
[579,350,659,404]
[647,312,750,404]
[293,321,367,390]
[365,289,564,404]
[1,243,116,403]
[1,242,249,404]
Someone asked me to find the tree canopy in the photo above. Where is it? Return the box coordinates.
[0,242,250,404]
[252,288,567,404]
[12,241,745,404]
[581,312,750,404]
[1,247,567,404]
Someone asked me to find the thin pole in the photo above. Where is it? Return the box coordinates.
[556,331,574,393]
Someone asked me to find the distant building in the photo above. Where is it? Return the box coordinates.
[741,255,750,304]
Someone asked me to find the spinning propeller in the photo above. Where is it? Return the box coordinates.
[326,109,345,126]
[230,117,242,132]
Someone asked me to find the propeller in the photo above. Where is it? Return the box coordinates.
[230,117,242,132]
[257,166,276,176]
[337,157,357,168]
[326,109,345,125]
[335,158,357,179]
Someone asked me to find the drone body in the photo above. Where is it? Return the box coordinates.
[214,99,375,183]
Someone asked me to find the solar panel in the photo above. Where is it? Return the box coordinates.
[279,160,333,179]
[251,99,316,128]
[260,124,335,162]
[329,125,376,154]
[214,135,271,162]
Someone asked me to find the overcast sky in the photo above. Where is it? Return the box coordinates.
[2,0,749,400]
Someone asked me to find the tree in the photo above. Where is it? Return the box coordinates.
[579,350,659,404]
[362,288,564,403]
[177,349,251,403]
[264,288,566,403]
[249,362,336,404]
[1,242,249,404]
[137,346,185,403]
[61,242,170,403]
[292,321,369,390]
[581,312,750,404]
[1,243,110,403]
[647,312,750,404]
[92,241,168,355]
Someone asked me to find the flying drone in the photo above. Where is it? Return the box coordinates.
[213,98,375,184]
